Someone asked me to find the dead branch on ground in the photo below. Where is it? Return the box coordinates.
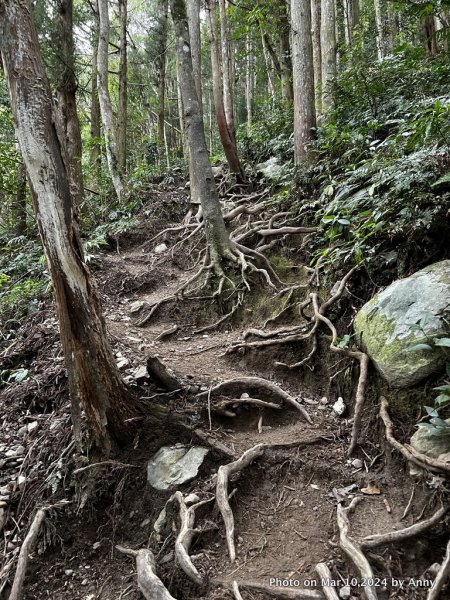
[216,444,265,561]
[315,563,340,600]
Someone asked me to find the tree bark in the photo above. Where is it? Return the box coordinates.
[206,0,244,180]
[245,34,253,134]
[374,0,384,60]
[14,161,27,236]
[117,0,128,173]
[291,0,316,163]
[170,0,233,271]
[311,0,322,114]
[97,0,124,202]
[90,4,102,171]
[54,0,84,209]
[156,0,169,157]
[219,0,236,142]
[422,15,438,57]
[280,1,294,104]
[320,0,337,111]
[186,0,202,207]
[0,0,134,452]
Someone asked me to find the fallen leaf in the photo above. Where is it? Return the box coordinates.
[361,483,381,495]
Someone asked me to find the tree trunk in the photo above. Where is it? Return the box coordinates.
[0,0,134,453]
[311,0,322,114]
[374,0,384,61]
[117,0,128,173]
[54,0,83,209]
[321,0,337,111]
[90,4,101,171]
[186,0,202,208]
[260,29,276,101]
[206,0,244,180]
[280,2,294,104]
[291,0,316,163]
[156,0,169,157]
[422,15,438,57]
[170,0,233,271]
[15,161,27,237]
[219,0,236,142]
[97,0,124,202]
[245,34,253,134]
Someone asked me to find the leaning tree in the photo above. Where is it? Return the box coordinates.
[0,0,135,453]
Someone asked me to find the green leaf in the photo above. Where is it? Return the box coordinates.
[406,343,432,352]
[10,368,29,383]
[424,406,439,417]
[434,338,450,348]
[429,417,450,428]
[435,394,450,406]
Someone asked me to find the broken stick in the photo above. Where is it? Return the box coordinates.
[116,546,176,600]
[216,444,265,561]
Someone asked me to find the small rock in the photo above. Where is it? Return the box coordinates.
[65,570,74,576]
[92,542,101,550]
[27,421,39,434]
[140,518,151,528]
[17,475,26,490]
[0,501,7,508]
[185,493,200,505]
[130,300,147,314]
[240,393,250,399]
[17,425,28,437]
[147,446,209,491]
[339,585,351,599]
[154,243,168,254]
[81,578,88,586]
[133,366,148,384]
[116,357,130,370]
[333,397,346,417]
[320,396,328,405]
[351,459,363,469]
[15,446,25,456]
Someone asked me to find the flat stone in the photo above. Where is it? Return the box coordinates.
[133,366,148,384]
[28,421,39,434]
[333,397,346,417]
[147,446,209,491]
[154,243,168,254]
[339,585,351,599]
[116,358,129,370]
[130,301,147,314]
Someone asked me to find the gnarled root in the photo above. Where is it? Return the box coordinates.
[197,376,312,424]
[116,546,176,600]
[360,504,448,549]
[380,396,450,475]
[315,563,340,600]
[235,580,324,599]
[427,539,450,600]
[169,491,215,586]
[337,497,378,600]
[216,444,265,561]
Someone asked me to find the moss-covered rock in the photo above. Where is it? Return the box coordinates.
[354,260,450,388]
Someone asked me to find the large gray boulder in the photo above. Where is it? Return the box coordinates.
[354,260,450,387]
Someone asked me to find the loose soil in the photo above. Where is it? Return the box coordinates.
[0,187,448,600]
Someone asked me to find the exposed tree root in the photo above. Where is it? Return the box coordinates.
[212,396,282,417]
[216,444,265,561]
[315,563,340,600]
[235,580,324,599]
[360,504,448,549]
[427,539,450,600]
[169,491,215,586]
[197,376,312,424]
[116,546,176,600]
[232,580,245,600]
[154,325,179,341]
[337,497,378,600]
[310,293,369,455]
[380,397,450,475]
[9,508,47,600]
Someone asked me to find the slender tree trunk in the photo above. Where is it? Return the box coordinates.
[280,2,294,104]
[206,0,244,180]
[15,161,27,237]
[54,0,83,209]
[97,0,124,202]
[117,0,127,173]
[260,30,276,101]
[422,15,438,57]
[90,5,101,171]
[321,0,337,111]
[0,0,134,452]
[176,60,189,159]
[219,0,236,141]
[186,0,202,208]
[311,0,322,114]
[245,34,253,134]
[170,0,233,272]
[261,28,283,79]
[374,0,384,60]
[291,0,316,163]
[157,0,169,156]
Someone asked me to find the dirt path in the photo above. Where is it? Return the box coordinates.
[1,227,444,600]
